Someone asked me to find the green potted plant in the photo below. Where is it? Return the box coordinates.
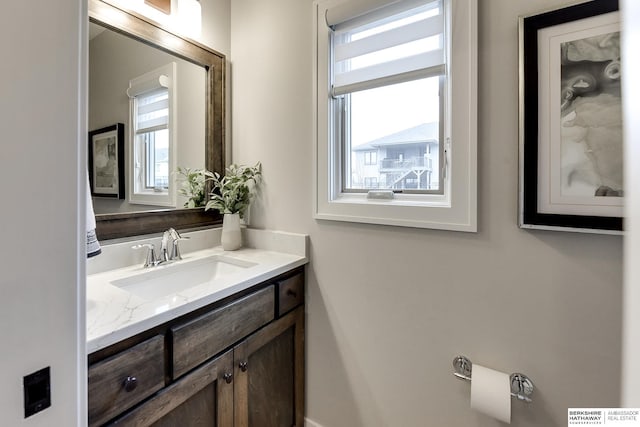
[205,162,262,250]
[176,166,213,208]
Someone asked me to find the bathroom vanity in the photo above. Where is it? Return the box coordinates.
[87,229,307,426]
[87,1,305,423]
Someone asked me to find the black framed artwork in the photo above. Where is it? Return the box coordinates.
[518,0,622,234]
[89,123,125,199]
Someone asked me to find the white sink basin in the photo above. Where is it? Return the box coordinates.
[111,255,257,300]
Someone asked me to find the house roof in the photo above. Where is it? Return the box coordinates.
[353,122,439,151]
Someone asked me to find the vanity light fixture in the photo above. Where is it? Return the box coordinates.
[145,0,171,14]
[105,0,201,39]
[177,0,202,38]
[107,0,173,27]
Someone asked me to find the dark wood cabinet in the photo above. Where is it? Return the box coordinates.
[110,350,234,426]
[88,267,305,427]
[89,335,165,426]
[234,307,304,427]
[171,286,275,380]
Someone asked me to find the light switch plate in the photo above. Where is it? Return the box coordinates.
[24,367,51,418]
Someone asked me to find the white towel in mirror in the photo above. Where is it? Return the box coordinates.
[87,173,101,258]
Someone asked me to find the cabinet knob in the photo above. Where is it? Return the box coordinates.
[239,361,248,372]
[286,289,297,298]
[123,376,138,392]
[223,372,233,384]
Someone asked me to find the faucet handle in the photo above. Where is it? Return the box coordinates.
[167,227,181,239]
[132,243,157,268]
[160,228,179,262]
[170,235,190,261]
[161,228,189,261]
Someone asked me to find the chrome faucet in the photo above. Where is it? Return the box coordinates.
[132,228,189,268]
[160,228,188,262]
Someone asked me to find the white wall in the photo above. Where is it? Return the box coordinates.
[200,0,230,55]
[0,0,84,425]
[621,0,640,406]
[231,0,623,426]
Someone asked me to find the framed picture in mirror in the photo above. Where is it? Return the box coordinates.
[518,0,622,234]
[89,123,125,199]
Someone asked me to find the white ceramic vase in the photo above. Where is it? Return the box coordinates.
[221,213,242,251]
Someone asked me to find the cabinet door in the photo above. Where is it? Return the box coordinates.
[234,307,304,427]
[109,350,234,427]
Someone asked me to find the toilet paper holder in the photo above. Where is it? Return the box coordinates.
[452,355,534,403]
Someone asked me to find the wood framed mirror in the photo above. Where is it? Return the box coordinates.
[89,0,225,240]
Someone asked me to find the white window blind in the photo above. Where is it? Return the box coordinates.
[127,74,170,133]
[127,62,177,207]
[330,0,444,96]
[134,89,169,133]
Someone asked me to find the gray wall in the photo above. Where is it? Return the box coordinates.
[0,0,84,425]
[230,0,623,426]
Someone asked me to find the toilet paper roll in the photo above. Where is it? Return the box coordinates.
[470,364,511,424]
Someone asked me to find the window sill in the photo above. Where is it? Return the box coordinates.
[315,192,476,231]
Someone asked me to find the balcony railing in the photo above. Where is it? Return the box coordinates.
[380,156,432,171]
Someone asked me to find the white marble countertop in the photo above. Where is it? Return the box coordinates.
[86,228,308,354]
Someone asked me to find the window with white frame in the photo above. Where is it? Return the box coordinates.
[313,0,477,231]
[127,63,177,207]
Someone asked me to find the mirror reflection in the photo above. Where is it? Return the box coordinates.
[89,22,206,215]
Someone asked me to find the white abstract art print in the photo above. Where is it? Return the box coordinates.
[519,0,622,233]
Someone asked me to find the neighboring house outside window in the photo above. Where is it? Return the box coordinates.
[364,177,379,189]
[352,122,439,191]
[364,151,377,165]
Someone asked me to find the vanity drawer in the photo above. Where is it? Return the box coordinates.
[171,286,275,379]
[277,272,304,316]
[88,335,165,427]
